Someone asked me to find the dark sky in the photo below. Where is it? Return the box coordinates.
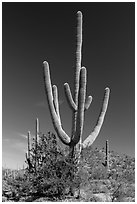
[2,2,135,169]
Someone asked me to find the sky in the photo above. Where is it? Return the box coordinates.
[2,2,135,169]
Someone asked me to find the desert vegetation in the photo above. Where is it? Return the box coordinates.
[2,131,135,202]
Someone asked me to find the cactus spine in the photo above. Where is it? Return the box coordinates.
[43,11,110,158]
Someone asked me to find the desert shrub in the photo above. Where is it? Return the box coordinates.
[22,132,79,200]
[3,132,80,201]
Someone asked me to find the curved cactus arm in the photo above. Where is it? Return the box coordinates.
[82,87,110,148]
[85,95,92,110]
[43,61,71,145]
[52,85,61,123]
[71,67,86,146]
[64,83,77,111]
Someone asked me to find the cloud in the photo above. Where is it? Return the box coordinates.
[18,133,27,139]
[3,138,10,142]
[18,132,35,141]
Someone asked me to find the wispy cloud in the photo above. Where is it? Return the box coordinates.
[3,138,10,142]
[18,133,27,139]
[18,132,35,140]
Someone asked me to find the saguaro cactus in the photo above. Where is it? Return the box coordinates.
[27,131,31,160]
[25,118,40,172]
[25,131,33,170]
[102,140,109,171]
[105,140,109,170]
[43,11,110,158]
[105,140,109,169]
[35,118,40,169]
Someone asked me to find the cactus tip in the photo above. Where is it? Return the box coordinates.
[105,87,110,92]
[43,61,48,65]
[81,67,87,74]
[77,11,82,15]
[53,85,57,91]
[64,83,69,87]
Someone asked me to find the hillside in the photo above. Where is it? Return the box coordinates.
[2,146,135,202]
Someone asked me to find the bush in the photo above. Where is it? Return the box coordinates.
[2,138,135,202]
[4,132,79,201]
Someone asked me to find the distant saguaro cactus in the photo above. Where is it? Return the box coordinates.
[102,140,109,171]
[25,118,40,172]
[43,11,110,159]
[35,118,40,170]
[25,131,33,171]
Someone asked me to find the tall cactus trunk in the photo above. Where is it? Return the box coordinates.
[70,11,85,193]
[71,11,83,159]
[72,11,82,138]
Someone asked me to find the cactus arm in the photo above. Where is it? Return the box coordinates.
[71,67,86,145]
[43,61,58,122]
[85,95,92,110]
[64,83,77,111]
[52,85,61,123]
[82,87,110,148]
[43,61,70,145]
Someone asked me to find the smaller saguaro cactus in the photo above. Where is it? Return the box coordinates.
[102,139,109,171]
[25,118,40,172]
[25,131,33,171]
[35,118,40,170]
[27,131,31,160]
